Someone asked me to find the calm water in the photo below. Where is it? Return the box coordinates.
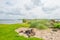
[0,19,23,24]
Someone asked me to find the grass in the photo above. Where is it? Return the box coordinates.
[29,20,49,30]
[0,24,43,40]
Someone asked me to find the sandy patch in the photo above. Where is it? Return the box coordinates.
[15,27,60,40]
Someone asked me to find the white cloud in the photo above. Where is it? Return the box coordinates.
[0,0,60,19]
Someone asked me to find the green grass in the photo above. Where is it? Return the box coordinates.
[0,24,43,40]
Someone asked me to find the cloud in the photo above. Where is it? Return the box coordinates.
[31,0,41,6]
[0,0,60,19]
[42,6,60,14]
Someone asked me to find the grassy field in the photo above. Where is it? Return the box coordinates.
[0,19,60,40]
[0,24,43,40]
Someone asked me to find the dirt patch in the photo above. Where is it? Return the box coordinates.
[15,27,60,40]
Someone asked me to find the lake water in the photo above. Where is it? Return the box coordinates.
[0,19,23,24]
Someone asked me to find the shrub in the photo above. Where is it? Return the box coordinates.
[37,24,48,29]
[29,21,39,28]
[29,21,48,30]
[23,19,27,23]
[54,23,60,29]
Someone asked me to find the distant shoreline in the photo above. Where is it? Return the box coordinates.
[0,19,22,24]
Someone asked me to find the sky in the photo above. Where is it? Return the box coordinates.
[0,0,60,19]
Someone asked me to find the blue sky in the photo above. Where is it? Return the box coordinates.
[0,0,60,19]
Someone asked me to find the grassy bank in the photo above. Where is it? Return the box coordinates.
[0,24,43,40]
